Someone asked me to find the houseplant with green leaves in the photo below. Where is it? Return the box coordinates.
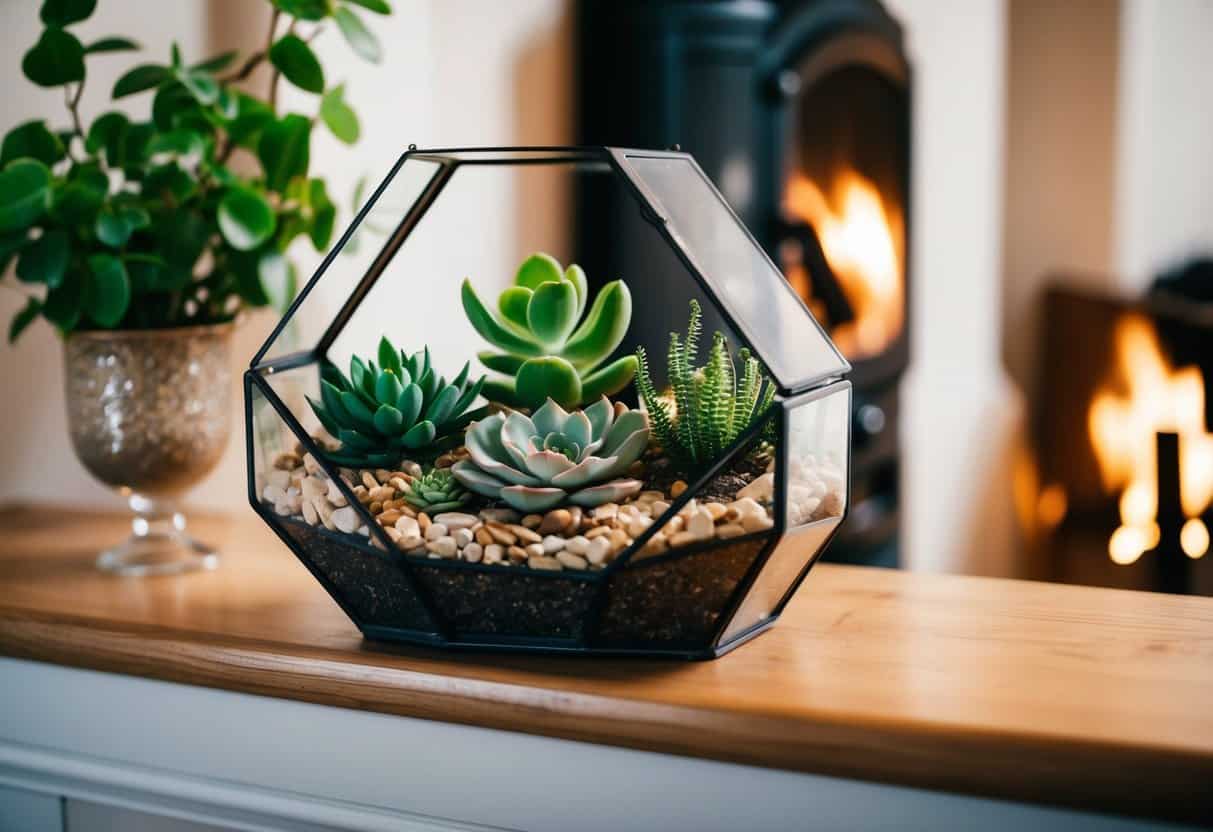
[1,0,393,577]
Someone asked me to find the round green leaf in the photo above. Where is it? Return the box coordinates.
[123,253,166,292]
[40,0,96,25]
[308,178,336,250]
[527,279,579,346]
[43,265,84,331]
[319,85,360,144]
[0,159,51,233]
[147,128,206,158]
[498,286,533,332]
[94,207,132,248]
[16,230,70,287]
[515,356,582,410]
[257,115,311,192]
[218,186,276,251]
[85,111,129,155]
[180,70,219,105]
[273,0,333,20]
[345,0,391,14]
[270,34,325,94]
[190,50,237,73]
[333,6,381,63]
[22,27,85,88]
[85,253,131,327]
[144,163,196,203]
[84,36,139,54]
[112,63,170,98]
[514,252,563,290]
[1,121,65,168]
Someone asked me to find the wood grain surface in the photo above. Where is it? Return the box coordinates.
[1,504,1211,823]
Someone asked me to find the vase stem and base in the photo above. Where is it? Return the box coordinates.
[96,494,219,577]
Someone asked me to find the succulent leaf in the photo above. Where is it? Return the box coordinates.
[461,278,544,356]
[562,280,633,371]
[375,369,403,405]
[401,420,437,449]
[514,252,563,291]
[451,398,649,511]
[580,354,639,401]
[378,335,402,376]
[527,279,578,346]
[515,355,582,410]
[478,351,526,375]
[498,285,533,334]
[401,467,471,513]
[373,403,404,434]
[564,264,588,320]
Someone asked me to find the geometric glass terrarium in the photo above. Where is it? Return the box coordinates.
[246,147,850,658]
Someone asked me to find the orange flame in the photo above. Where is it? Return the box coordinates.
[1088,316,1213,563]
[783,170,905,359]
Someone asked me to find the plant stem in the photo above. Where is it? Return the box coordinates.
[64,80,85,141]
[215,8,281,166]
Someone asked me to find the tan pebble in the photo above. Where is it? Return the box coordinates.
[538,509,571,536]
[639,533,668,557]
[591,502,619,521]
[556,551,589,570]
[666,515,685,534]
[374,468,394,483]
[453,528,473,548]
[369,485,394,503]
[509,524,542,544]
[586,536,612,565]
[475,527,494,546]
[314,498,335,530]
[706,502,728,521]
[669,530,699,548]
[398,534,424,551]
[585,525,612,540]
[463,542,484,563]
[677,499,698,519]
[521,514,542,529]
[302,499,319,525]
[353,485,371,504]
[273,452,303,470]
[716,522,746,539]
[426,536,457,557]
[368,501,383,515]
[425,522,448,541]
[435,453,455,469]
[417,512,431,532]
[326,479,348,507]
[741,511,775,533]
[369,535,386,551]
[626,517,651,538]
[401,461,423,478]
[524,542,545,558]
[389,476,411,492]
[565,535,590,555]
[651,500,671,516]
[395,515,420,537]
[541,535,566,554]
[378,509,402,526]
[487,523,518,546]
[267,470,291,489]
[688,507,716,539]
[361,471,379,489]
[609,528,629,550]
[302,452,320,474]
[480,507,521,524]
[528,555,563,571]
[670,480,688,498]
[398,503,417,518]
[383,525,402,543]
[565,507,583,534]
[507,545,528,563]
[637,490,664,503]
[483,544,504,564]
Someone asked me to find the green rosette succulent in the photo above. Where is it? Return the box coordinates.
[452,397,649,512]
[307,336,488,468]
[401,468,471,513]
[461,252,638,410]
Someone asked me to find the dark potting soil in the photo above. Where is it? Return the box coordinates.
[594,533,773,647]
[411,564,597,640]
[278,518,437,632]
[644,445,772,505]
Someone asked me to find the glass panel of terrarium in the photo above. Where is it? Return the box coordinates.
[622,153,849,393]
[250,367,442,636]
[252,155,443,368]
[323,157,754,416]
[716,382,851,646]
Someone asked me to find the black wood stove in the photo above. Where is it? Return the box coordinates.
[576,0,910,566]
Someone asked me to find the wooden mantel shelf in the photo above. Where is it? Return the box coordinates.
[1,505,1211,824]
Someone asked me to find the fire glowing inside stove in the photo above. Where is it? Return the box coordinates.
[1088,316,1213,563]
[783,169,904,360]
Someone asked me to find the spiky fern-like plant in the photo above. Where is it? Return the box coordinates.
[635,300,775,474]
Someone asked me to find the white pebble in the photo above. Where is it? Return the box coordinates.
[395,515,420,538]
[268,469,290,489]
[331,506,359,533]
[565,535,590,555]
[556,551,588,570]
[302,499,319,525]
[651,500,671,516]
[716,522,745,539]
[741,511,774,533]
[586,536,611,566]
[314,497,335,530]
[626,517,651,538]
[591,502,618,521]
[729,497,765,520]
[425,522,448,541]
[687,507,715,540]
[356,525,369,536]
[435,512,478,530]
[263,484,286,503]
[301,476,326,500]
[524,542,545,559]
[737,472,774,502]
[462,542,483,563]
[484,544,504,564]
[426,536,457,557]
[326,478,348,507]
[541,535,566,554]
[453,527,473,548]
[528,555,563,571]
[398,534,424,550]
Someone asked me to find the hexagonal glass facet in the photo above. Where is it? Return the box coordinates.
[246,147,851,658]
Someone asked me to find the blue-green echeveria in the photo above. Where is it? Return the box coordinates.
[451,397,649,512]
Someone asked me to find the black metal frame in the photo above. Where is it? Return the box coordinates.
[245,146,851,659]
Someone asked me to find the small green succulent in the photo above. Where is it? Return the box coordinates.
[451,397,649,512]
[401,468,471,513]
[635,299,775,474]
[307,336,487,468]
[461,252,638,410]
